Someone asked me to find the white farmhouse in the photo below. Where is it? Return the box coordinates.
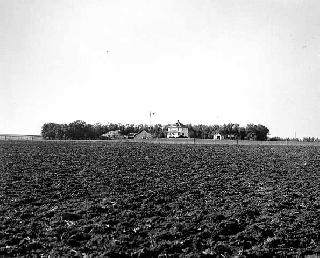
[167,120,189,138]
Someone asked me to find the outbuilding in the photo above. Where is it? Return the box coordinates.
[134,130,152,139]
[0,134,43,141]
[213,133,223,140]
[101,130,122,139]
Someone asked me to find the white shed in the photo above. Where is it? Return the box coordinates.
[213,133,223,140]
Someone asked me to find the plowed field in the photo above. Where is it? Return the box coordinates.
[0,141,319,257]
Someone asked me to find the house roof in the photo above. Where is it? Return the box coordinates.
[168,120,187,128]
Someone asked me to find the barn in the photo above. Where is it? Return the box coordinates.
[134,130,152,139]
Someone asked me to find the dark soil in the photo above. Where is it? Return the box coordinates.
[0,141,319,257]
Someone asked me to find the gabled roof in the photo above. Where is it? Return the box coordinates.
[168,120,187,128]
[136,130,151,135]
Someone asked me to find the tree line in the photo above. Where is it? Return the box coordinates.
[41,120,270,140]
[186,123,269,140]
[268,136,320,142]
[41,121,165,140]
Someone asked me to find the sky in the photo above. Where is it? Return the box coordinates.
[1,0,320,138]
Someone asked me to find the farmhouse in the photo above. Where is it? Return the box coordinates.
[134,130,152,139]
[167,120,189,138]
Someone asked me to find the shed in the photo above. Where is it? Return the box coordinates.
[101,130,122,139]
[213,133,223,140]
[127,132,137,139]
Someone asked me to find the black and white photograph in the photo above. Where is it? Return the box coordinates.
[1,0,320,256]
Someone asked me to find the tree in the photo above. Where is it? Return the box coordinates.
[238,127,246,140]
[219,123,238,139]
[256,124,269,141]
[186,124,196,138]
[245,124,257,140]
[121,124,136,135]
[54,124,67,140]
[41,123,57,140]
[67,120,87,140]
[93,123,104,138]
[151,124,165,138]
[245,124,269,141]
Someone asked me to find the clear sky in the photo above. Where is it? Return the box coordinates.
[1,0,319,138]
